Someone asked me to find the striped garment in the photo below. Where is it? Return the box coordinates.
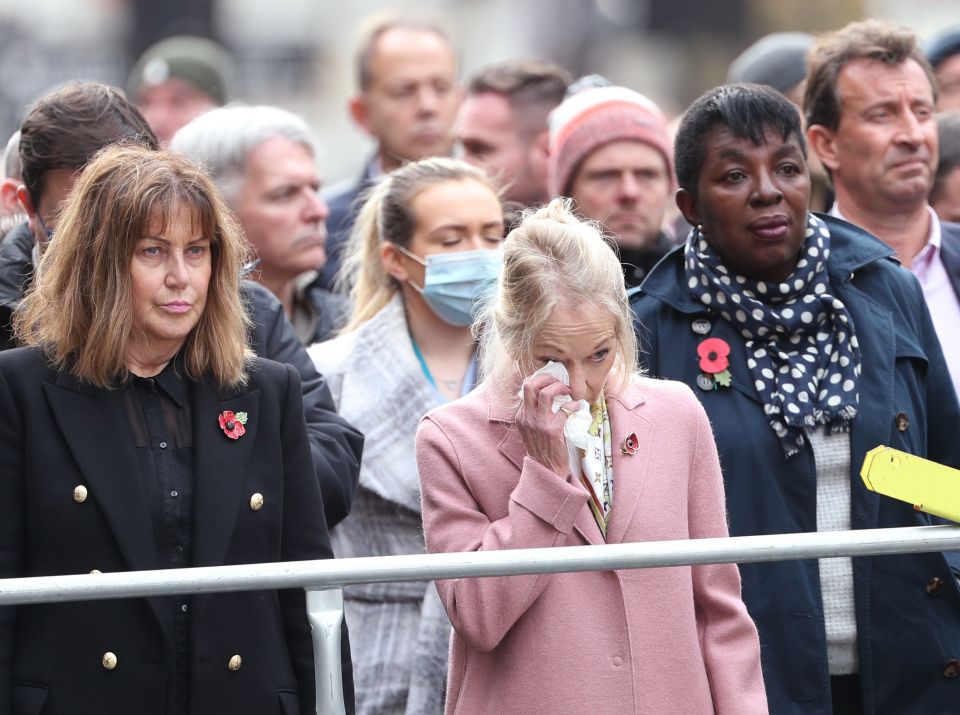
[309,295,451,715]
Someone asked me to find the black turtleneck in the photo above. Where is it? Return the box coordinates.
[617,231,675,289]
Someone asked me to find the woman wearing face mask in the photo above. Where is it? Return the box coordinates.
[631,84,960,714]
[414,198,767,714]
[308,157,504,715]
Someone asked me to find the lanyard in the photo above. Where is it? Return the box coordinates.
[410,337,477,401]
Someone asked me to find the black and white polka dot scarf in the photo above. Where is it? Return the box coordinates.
[684,213,861,458]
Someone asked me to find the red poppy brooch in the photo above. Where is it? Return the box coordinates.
[697,337,732,389]
[621,432,639,456]
[219,410,248,440]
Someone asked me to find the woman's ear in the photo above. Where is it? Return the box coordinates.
[675,188,701,227]
[380,242,410,282]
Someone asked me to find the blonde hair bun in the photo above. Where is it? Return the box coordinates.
[478,196,639,398]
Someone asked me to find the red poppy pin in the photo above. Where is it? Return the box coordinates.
[218,410,248,440]
[697,337,732,389]
[621,432,639,456]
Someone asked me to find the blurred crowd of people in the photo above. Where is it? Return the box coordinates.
[0,10,960,715]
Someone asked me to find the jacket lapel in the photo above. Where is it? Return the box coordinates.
[494,412,525,473]
[487,394,619,544]
[605,383,652,544]
[191,377,259,568]
[571,497,607,546]
[42,375,172,640]
[42,377,158,573]
[344,295,438,512]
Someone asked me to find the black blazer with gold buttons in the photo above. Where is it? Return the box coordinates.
[0,346,352,715]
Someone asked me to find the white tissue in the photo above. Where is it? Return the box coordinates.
[519,361,593,476]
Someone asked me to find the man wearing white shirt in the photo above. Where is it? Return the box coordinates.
[805,20,960,399]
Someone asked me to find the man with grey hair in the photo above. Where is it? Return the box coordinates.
[172,105,346,344]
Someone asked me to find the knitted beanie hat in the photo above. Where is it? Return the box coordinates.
[127,36,233,106]
[548,85,672,198]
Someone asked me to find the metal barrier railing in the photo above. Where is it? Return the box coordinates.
[2,525,960,713]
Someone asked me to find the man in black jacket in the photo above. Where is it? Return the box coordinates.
[1,81,362,530]
[170,104,347,345]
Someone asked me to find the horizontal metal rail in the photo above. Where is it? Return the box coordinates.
[4,525,959,713]
[1,525,958,605]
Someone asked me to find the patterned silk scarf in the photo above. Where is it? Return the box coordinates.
[578,392,614,537]
[684,213,862,457]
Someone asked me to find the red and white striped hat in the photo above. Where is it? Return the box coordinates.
[548,85,673,198]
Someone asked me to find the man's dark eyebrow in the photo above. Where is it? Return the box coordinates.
[717,148,747,160]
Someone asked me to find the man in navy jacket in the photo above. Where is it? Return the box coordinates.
[316,17,460,290]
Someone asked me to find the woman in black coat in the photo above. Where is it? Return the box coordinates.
[0,145,352,714]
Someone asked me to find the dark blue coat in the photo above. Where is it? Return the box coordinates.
[314,160,378,291]
[939,220,960,300]
[631,214,960,715]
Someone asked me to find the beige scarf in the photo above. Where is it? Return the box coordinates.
[578,392,614,538]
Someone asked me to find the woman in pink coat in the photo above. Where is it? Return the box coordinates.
[415,199,768,714]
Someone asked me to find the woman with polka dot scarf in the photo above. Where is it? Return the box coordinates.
[632,83,960,715]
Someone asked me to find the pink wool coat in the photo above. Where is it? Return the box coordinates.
[415,376,768,715]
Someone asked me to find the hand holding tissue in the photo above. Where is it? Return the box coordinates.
[518,361,594,479]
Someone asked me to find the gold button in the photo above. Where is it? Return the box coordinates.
[102,652,118,670]
[228,654,242,671]
[73,485,88,503]
[89,569,102,575]
[249,493,264,511]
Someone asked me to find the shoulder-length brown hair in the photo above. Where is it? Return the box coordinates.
[15,143,253,388]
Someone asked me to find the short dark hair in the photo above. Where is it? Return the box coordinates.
[355,18,454,91]
[19,82,159,208]
[674,83,806,201]
[933,111,960,205]
[805,19,937,131]
[468,60,572,138]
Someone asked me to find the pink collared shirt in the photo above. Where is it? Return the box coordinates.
[830,206,960,400]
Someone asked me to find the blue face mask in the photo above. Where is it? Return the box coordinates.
[398,247,503,327]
